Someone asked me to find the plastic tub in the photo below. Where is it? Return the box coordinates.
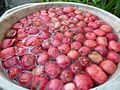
[0,2,120,90]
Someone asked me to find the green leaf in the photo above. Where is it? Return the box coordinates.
[92,0,97,4]
[32,0,119,17]
[67,0,80,2]
[69,0,74,1]
[74,0,81,3]
[114,0,120,17]
[91,0,101,5]
[50,0,55,1]
[54,0,65,1]
[86,0,89,4]
[45,0,50,1]
[101,0,107,9]
[81,0,87,3]
[93,0,105,9]
[104,0,117,10]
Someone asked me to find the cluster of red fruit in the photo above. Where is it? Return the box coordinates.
[0,6,120,90]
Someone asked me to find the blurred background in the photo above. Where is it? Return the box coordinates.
[0,0,120,17]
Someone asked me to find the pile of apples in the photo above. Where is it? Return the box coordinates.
[0,6,120,90]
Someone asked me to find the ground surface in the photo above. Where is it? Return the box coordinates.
[0,0,34,16]
[8,0,33,8]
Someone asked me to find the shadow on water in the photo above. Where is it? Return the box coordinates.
[0,0,6,16]
[0,87,4,90]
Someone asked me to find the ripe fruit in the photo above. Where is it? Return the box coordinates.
[86,64,107,84]
[39,31,50,40]
[53,22,62,29]
[94,29,106,36]
[30,46,42,55]
[63,83,77,90]
[63,7,74,13]
[26,36,41,46]
[107,51,120,63]
[60,69,73,83]
[73,74,93,90]
[62,19,70,25]
[40,25,49,31]
[85,32,96,40]
[77,21,86,27]
[75,15,85,20]
[48,47,59,58]
[67,50,79,60]
[74,9,82,15]
[51,39,61,47]
[108,40,120,52]
[27,28,39,35]
[88,51,103,64]
[61,26,69,32]
[70,63,82,74]
[73,33,85,42]
[69,17,78,24]
[42,40,51,49]
[58,44,70,54]
[17,33,28,40]
[100,60,117,74]
[37,53,49,64]
[84,40,97,48]
[96,37,108,46]
[58,15,68,20]
[16,41,25,47]
[19,18,27,23]
[0,39,13,49]
[54,32,64,40]
[106,33,118,41]
[21,54,36,70]
[56,54,70,68]
[62,37,71,44]
[64,31,73,38]
[94,20,104,26]
[6,29,16,38]
[17,28,25,34]
[45,79,63,90]
[79,46,91,56]
[94,45,108,56]
[18,72,33,87]
[32,65,45,76]
[84,27,94,32]
[45,62,61,78]
[100,25,112,33]
[88,22,98,29]
[8,67,21,79]
[78,56,91,69]
[2,56,19,69]
[0,47,15,59]
[13,23,22,30]
[17,47,27,56]
[30,75,48,90]
[71,41,81,50]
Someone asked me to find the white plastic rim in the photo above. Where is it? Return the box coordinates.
[0,2,120,90]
